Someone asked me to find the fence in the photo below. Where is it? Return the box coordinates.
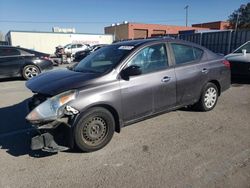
[171,29,250,55]
[0,41,8,46]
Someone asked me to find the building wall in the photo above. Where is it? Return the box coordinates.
[192,21,230,30]
[105,23,209,40]
[104,24,129,41]
[7,31,113,54]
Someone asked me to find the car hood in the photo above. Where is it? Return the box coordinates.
[26,69,99,96]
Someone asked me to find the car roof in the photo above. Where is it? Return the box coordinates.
[112,37,206,50]
[0,45,48,55]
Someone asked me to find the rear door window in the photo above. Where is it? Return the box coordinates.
[171,43,203,65]
[0,48,20,57]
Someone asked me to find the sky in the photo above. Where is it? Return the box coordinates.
[0,0,248,35]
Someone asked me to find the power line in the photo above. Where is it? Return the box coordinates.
[0,19,203,25]
[0,20,110,24]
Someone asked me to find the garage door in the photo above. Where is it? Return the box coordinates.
[153,30,166,35]
[134,29,148,39]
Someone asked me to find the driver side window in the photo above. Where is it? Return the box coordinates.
[127,43,168,74]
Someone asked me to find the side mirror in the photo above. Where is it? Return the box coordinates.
[121,65,142,80]
[242,49,247,56]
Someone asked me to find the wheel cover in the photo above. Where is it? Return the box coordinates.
[204,87,217,109]
[25,66,39,79]
[81,117,108,146]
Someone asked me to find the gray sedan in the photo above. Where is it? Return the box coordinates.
[25,38,231,153]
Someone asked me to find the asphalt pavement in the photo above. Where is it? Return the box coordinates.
[0,72,249,188]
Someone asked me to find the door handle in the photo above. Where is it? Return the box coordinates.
[201,68,209,74]
[161,76,171,82]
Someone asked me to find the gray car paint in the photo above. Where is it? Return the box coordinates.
[60,39,231,130]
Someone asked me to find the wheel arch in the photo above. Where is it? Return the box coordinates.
[72,104,121,133]
[208,80,221,96]
[21,62,41,74]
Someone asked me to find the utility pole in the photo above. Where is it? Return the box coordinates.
[184,5,189,27]
[235,4,247,33]
[235,13,239,33]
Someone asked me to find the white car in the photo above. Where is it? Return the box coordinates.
[225,41,250,77]
[64,44,90,56]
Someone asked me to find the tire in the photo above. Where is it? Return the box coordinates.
[74,107,115,152]
[22,65,40,80]
[195,82,219,112]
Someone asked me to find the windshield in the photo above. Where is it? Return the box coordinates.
[64,44,71,48]
[234,42,250,53]
[74,45,134,74]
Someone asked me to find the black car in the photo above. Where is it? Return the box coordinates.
[225,41,250,78]
[0,46,53,80]
[74,44,107,62]
[26,38,230,153]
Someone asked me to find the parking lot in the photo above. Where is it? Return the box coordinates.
[0,72,249,187]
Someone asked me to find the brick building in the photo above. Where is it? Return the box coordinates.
[104,22,210,41]
[192,21,230,30]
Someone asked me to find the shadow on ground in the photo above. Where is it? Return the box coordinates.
[0,99,55,158]
[0,77,24,82]
[231,76,250,85]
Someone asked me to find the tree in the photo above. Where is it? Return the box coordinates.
[228,3,250,29]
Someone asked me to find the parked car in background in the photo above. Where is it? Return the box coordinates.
[0,46,53,80]
[25,38,230,153]
[74,44,107,62]
[64,43,90,56]
[225,41,250,77]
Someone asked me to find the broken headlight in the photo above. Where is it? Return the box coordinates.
[26,90,78,123]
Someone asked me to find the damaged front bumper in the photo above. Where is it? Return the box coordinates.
[30,118,74,153]
[27,95,79,153]
[31,132,69,153]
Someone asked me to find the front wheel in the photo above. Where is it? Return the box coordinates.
[22,65,40,80]
[74,107,115,152]
[195,83,219,111]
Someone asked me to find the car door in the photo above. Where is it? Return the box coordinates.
[119,43,176,123]
[169,43,205,106]
[0,47,23,78]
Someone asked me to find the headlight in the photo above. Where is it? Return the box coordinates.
[26,90,78,123]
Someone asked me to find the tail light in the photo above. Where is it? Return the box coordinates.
[223,60,230,69]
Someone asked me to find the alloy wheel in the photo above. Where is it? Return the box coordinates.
[204,87,217,109]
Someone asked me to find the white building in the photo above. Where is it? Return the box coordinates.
[6,30,114,54]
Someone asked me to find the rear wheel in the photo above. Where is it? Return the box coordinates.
[195,82,218,111]
[22,65,40,80]
[74,107,115,152]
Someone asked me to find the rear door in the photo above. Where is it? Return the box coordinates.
[169,43,206,105]
[0,47,23,78]
[120,43,176,123]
